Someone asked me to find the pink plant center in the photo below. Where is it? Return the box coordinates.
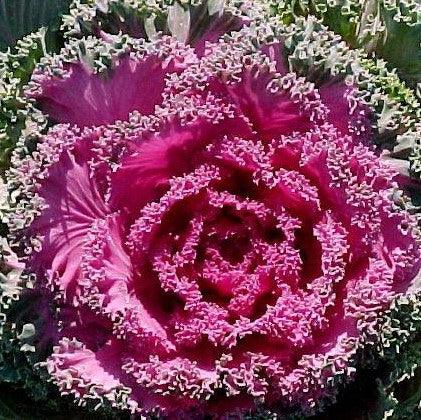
[9,29,420,416]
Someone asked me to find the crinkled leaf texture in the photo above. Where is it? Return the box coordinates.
[60,1,421,183]
[0,1,420,419]
[271,0,421,87]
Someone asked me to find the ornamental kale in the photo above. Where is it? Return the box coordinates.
[0,1,420,418]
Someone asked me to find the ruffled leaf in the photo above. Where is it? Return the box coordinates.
[271,0,421,87]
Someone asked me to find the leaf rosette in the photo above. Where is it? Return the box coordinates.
[0,10,420,416]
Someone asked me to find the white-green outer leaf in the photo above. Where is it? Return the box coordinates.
[168,2,191,43]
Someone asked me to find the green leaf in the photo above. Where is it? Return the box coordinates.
[270,0,421,87]
[0,0,70,50]
[378,11,421,88]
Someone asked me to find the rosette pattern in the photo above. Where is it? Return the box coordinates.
[4,17,421,419]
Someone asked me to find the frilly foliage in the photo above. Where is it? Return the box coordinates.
[0,0,420,418]
[61,0,261,41]
[0,229,125,417]
[0,29,66,174]
[264,16,421,183]
[277,17,419,133]
[368,292,421,419]
[271,0,421,88]
[59,2,421,177]
[281,17,421,185]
